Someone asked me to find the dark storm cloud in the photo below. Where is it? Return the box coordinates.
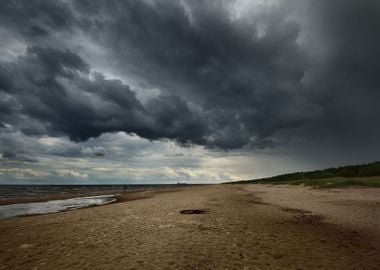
[0,46,146,140]
[0,0,76,37]
[0,126,39,162]
[0,45,210,146]
[291,0,380,148]
[1,0,380,152]
[70,0,325,147]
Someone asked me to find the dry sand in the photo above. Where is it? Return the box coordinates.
[243,184,380,236]
[0,185,379,269]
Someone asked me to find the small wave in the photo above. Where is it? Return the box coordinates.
[0,195,117,220]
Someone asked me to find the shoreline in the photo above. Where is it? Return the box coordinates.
[0,185,194,206]
[0,187,191,220]
[1,184,379,269]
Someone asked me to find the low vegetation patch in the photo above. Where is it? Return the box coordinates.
[254,177,380,188]
[266,176,380,188]
[230,161,380,188]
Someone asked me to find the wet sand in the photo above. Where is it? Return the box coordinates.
[0,185,379,269]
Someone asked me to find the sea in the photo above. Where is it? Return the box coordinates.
[0,184,189,199]
[0,184,193,220]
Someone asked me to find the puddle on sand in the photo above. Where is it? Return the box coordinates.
[0,195,117,220]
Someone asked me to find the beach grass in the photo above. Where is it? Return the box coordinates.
[251,176,380,188]
[229,161,380,188]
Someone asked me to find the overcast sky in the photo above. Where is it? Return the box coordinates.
[1,0,380,184]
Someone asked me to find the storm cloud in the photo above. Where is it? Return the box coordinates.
[1,0,380,182]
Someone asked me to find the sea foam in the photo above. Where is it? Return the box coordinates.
[0,195,117,219]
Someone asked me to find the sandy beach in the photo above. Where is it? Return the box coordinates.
[0,185,379,270]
